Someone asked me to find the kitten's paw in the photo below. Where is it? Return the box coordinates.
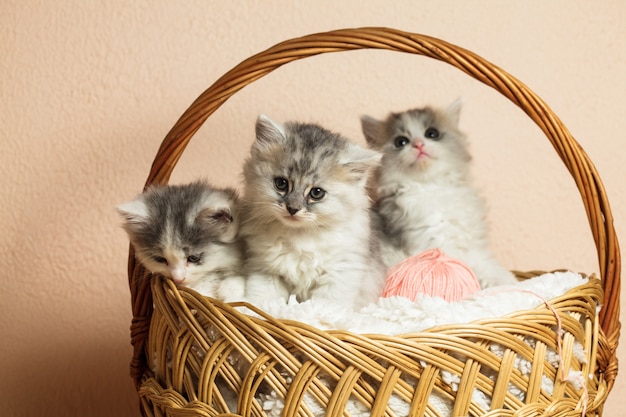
[218,275,246,302]
[244,273,290,305]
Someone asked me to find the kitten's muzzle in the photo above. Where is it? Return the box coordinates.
[170,264,187,283]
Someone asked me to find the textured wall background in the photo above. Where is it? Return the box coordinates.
[1,1,624,416]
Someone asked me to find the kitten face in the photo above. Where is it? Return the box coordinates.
[361,100,470,181]
[242,115,380,230]
[117,181,239,286]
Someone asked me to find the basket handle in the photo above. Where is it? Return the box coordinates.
[129,27,620,388]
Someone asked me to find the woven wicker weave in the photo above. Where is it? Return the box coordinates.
[127,27,621,417]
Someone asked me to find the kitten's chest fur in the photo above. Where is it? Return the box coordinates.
[246,218,371,295]
[262,233,327,291]
[378,181,488,252]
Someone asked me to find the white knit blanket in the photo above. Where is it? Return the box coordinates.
[247,270,587,334]
[237,271,591,416]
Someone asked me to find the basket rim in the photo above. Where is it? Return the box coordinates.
[127,26,620,396]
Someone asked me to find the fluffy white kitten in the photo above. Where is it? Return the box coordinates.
[117,180,245,301]
[361,100,517,288]
[239,115,386,309]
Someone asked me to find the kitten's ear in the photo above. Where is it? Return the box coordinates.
[341,143,382,180]
[117,198,149,226]
[197,207,233,225]
[360,115,386,148]
[445,98,463,126]
[255,114,286,147]
[196,201,238,242]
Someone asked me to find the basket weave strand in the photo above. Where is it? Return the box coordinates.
[139,277,605,416]
[128,27,621,417]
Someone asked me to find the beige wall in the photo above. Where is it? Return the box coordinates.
[1,1,624,416]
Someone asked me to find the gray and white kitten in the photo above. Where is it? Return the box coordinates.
[117,180,246,301]
[239,115,386,309]
[361,100,517,288]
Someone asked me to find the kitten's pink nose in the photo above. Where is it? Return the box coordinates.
[413,141,424,150]
[170,266,186,283]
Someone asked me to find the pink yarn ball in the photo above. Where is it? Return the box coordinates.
[382,248,480,302]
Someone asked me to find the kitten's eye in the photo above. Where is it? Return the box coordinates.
[187,255,202,264]
[309,187,326,200]
[273,177,289,192]
[154,256,168,265]
[394,136,410,148]
[425,127,440,140]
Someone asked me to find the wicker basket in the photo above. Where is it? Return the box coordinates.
[127,28,621,416]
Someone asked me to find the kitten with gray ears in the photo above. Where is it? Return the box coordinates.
[239,115,386,309]
[361,100,517,288]
[117,180,246,301]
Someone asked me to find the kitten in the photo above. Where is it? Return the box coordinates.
[239,114,386,309]
[117,180,245,301]
[361,100,517,288]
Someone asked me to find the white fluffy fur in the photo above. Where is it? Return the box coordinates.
[378,181,515,288]
[240,115,385,309]
[244,270,587,333]
[362,100,517,288]
[179,250,245,301]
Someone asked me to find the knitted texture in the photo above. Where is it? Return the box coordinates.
[382,248,480,301]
